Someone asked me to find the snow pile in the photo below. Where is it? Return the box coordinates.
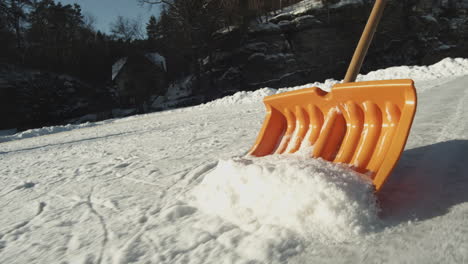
[191,153,380,243]
[198,87,278,108]
[358,57,468,82]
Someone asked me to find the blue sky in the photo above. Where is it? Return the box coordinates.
[56,0,161,33]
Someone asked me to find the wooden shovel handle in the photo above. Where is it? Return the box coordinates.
[343,0,387,83]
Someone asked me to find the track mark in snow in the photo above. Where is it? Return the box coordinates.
[122,177,165,187]
[1,201,46,239]
[37,201,46,215]
[0,181,37,198]
[141,234,159,258]
[180,161,218,186]
[15,181,36,190]
[114,163,131,169]
[84,188,109,264]
[436,87,468,142]
[112,202,163,264]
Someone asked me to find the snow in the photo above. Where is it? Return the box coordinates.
[1,57,468,263]
[191,154,379,244]
[436,44,456,51]
[330,0,363,9]
[151,75,195,109]
[357,58,468,85]
[421,14,438,23]
[0,122,101,143]
[450,17,468,30]
[145,53,167,72]
[165,75,193,101]
[215,26,238,35]
[275,0,362,17]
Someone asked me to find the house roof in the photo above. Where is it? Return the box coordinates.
[112,58,127,81]
[112,52,167,81]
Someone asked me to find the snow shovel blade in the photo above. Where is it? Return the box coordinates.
[249,79,417,191]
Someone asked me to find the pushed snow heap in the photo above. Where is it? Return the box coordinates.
[191,152,381,242]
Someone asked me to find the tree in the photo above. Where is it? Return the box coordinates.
[138,1,225,52]
[110,15,143,41]
[0,0,32,50]
[27,0,85,68]
[83,11,97,32]
[146,15,158,40]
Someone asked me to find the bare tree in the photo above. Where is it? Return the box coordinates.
[83,12,97,32]
[110,15,144,41]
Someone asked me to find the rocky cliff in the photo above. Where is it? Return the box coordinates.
[199,0,468,97]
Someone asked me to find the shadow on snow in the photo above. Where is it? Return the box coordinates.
[378,139,468,224]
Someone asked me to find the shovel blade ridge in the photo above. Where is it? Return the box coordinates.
[249,79,417,191]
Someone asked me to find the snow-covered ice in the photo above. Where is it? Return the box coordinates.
[1,58,468,263]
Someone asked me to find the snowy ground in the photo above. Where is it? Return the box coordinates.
[1,58,468,264]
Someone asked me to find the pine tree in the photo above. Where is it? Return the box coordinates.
[27,0,86,72]
[0,0,32,50]
[146,15,158,40]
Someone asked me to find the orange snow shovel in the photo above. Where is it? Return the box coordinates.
[249,0,417,191]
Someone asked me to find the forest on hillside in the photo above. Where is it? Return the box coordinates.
[0,0,305,84]
[0,0,291,130]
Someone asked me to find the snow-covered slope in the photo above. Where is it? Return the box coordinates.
[1,58,468,263]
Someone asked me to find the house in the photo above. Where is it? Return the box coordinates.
[112,52,167,109]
